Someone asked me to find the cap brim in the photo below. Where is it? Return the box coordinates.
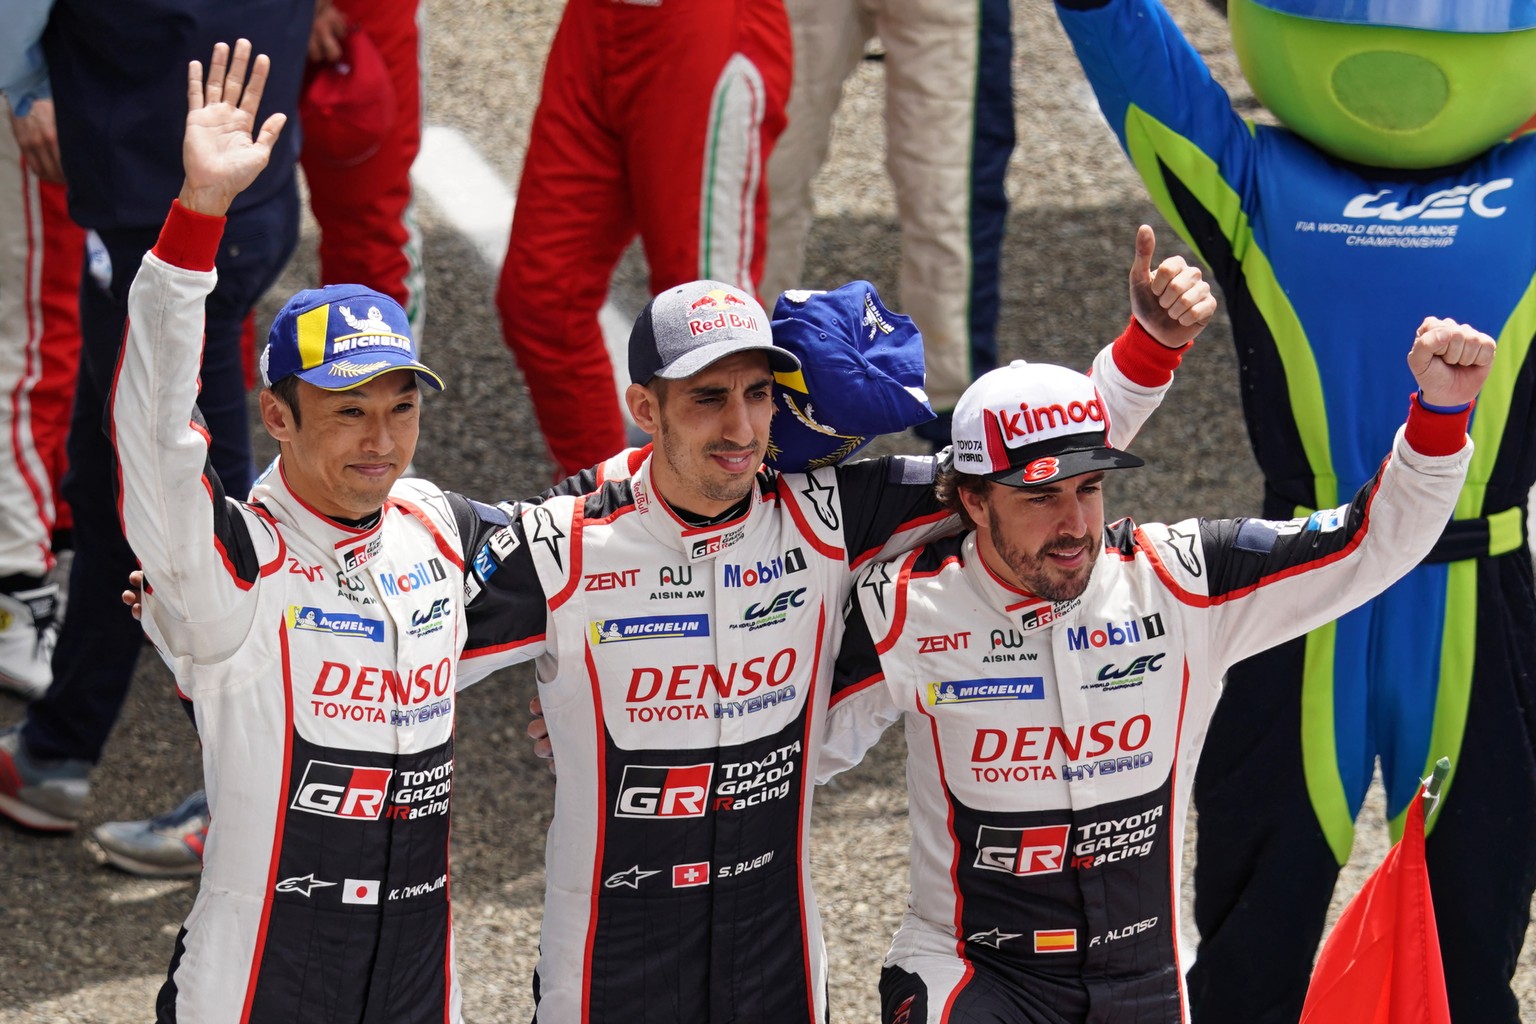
[654,340,800,380]
[295,355,445,392]
[987,445,1144,487]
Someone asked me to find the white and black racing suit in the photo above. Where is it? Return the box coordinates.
[454,323,1190,1023]
[114,202,502,1024]
[825,397,1474,1024]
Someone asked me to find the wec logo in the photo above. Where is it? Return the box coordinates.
[1343,178,1512,222]
[743,588,806,622]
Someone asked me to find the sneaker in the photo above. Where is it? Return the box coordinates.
[92,790,208,877]
[0,724,90,831]
[0,580,59,700]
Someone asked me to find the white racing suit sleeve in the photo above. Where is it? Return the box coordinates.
[110,203,274,665]
[819,556,911,783]
[1146,409,1474,670]
[1090,317,1189,451]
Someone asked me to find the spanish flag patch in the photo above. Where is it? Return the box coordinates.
[1034,929,1077,954]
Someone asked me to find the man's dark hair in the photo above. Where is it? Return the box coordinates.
[934,465,988,529]
[268,375,303,428]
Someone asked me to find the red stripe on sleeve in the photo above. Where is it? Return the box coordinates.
[152,201,225,271]
[1404,393,1472,458]
[1108,316,1190,387]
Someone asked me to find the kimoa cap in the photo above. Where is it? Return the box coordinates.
[629,279,800,385]
[262,284,444,392]
[950,360,1143,487]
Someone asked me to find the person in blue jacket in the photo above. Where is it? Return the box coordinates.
[1053,1,1536,1021]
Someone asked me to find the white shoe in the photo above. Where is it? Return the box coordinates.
[0,582,59,700]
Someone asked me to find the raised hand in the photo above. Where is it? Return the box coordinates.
[1128,224,1217,349]
[1408,317,1496,409]
[179,39,288,218]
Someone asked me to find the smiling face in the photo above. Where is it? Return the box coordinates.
[626,351,775,518]
[260,369,420,520]
[961,472,1106,602]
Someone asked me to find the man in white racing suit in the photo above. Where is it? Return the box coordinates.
[114,44,476,1022]
[825,319,1494,1023]
[464,225,1215,1022]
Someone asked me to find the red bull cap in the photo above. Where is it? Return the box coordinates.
[629,279,800,384]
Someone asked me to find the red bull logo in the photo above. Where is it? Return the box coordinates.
[688,288,749,312]
[688,311,759,337]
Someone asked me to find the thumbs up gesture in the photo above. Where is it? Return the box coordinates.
[1128,224,1216,349]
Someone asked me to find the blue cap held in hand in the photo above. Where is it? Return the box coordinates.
[766,282,935,471]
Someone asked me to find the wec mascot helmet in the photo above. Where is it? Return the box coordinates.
[1230,0,1536,168]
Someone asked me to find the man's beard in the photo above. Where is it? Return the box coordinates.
[659,430,761,506]
[987,506,1098,602]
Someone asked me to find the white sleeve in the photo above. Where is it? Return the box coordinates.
[110,210,272,664]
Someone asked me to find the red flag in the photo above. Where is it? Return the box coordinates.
[1298,783,1450,1024]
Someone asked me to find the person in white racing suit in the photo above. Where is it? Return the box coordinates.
[115,44,472,1023]
[468,226,1215,1023]
[111,39,1212,1020]
[824,318,1494,1024]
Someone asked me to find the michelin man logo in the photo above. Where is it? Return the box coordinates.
[862,293,894,340]
[339,305,394,334]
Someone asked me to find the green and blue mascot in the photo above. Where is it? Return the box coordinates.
[1055,0,1536,1019]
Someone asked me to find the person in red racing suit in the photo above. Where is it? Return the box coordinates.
[823,318,1493,1024]
[462,227,1215,1023]
[494,0,794,477]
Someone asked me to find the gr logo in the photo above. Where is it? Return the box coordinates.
[974,823,1071,876]
[291,761,393,820]
[615,763,714,819]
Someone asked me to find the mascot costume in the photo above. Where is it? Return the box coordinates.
[1053,1,1536,1020]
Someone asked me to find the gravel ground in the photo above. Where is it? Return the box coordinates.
[1,1,1531,1020]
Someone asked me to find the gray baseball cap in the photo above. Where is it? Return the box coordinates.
[628,279,801,384]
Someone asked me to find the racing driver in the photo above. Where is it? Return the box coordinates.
[823,318,1495,1022]
[110,40,1213,1022]
[114,43,479,1022]
[459,225,1217,1021]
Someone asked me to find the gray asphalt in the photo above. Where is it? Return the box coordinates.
[1,1,1530,1020]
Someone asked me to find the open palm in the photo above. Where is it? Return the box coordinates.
[180,39,288,217]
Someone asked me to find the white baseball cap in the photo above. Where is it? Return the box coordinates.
[949,360,1143,487]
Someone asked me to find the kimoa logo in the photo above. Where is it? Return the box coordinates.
[990,397,1103,444]
[1343,179,1512,222]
